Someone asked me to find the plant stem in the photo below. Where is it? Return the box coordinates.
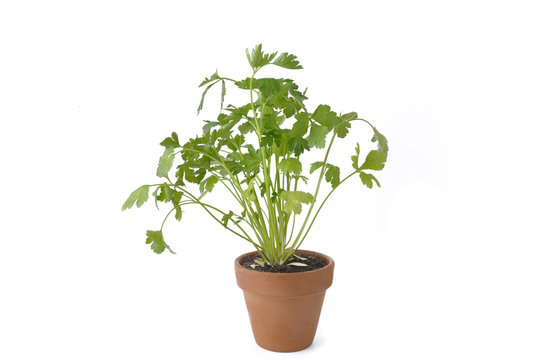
[288,132,337,253]
[296,170,358,248]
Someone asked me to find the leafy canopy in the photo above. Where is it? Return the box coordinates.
[122,44,389,266]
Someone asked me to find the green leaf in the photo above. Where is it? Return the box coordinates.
[182,163,207,183]
[239,146,261,174]
[258,78,282,99]
[199,70,220,88]
[243,188,256,202]
[173,203,183,221]
[233,77,251,90]
[372,127,389,154]
[310,162,340,188]
[145,230,175,254]
[160,132,180,149]
[341,112,358,121]
[202,121,219,134]
[306,124,327,148]
[279,191,314,214]
[324,164,340,189]
[335,119,351,138]
[242,179,257,202]
[174,164,186,186]
[235,78,283,99]
[291,112,309,136]
[246,44,277,70]
[199,175,219,194]
[157,147,175,178]
[156,184,175,202]
[310,161,324,174]
[360,150,387,171]
[292,174,309,184]
[238,121,255,134]
[312,105,339,128]
[221,211,234,227]
[287,137,309,157]
[272,52,303,69]
[359,172,381,189]
[172,191,183,221]
[351,143,360,170]
[278,158,302,175]
[197,82,216,114]
[221,160,243,176]
[227,134,245,151]
[122,185,150,210]
[220,80,226,109]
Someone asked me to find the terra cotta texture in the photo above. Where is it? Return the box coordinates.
[234,250,334,352]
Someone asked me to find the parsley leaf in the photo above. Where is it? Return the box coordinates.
[246,44,277,71]
[220,80,226,109]
[146,230,175,254]
[312,105,340,128]
[240,147,261,174]
[160,132,180,149]
[324,164,340,188]
[156,183,175,202]
[360,150,387,171]
[310,161,325,174]
[199,70,220,88]
[291,112,309,136]
[173,203,183,221]
[359,172,381,189]
[197,82,214,114]
[279,191,314,214]
[306,124,327,148]
[335,119,351,138]
[238,121,255,134]
[122,185,150,210]
[236,78,282,99]
[372,127,389,153]
[157,147,175,178]
[287,137,309,157]
[255,78,282,99]
[202,121,219,134]
[272,52,303,69]
[222,211,234,226]
[309,162,340,188]
[199,175,219,194]
[278,158,302,175]
[341,112,358,121]
[351,143,361,170]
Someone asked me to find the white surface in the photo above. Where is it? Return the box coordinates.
[1,1,541,359]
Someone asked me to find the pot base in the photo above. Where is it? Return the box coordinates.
[244,290,326,352]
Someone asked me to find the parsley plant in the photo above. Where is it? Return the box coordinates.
[123,45,389,266]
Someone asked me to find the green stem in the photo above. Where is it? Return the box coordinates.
[288,132,337,254]
[296,171,358,248]
[160,208,175,231]
[249,69,281,262]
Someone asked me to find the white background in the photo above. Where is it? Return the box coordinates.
[1,0,541,359]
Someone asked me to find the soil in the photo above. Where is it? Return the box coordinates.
[240,252,327,273]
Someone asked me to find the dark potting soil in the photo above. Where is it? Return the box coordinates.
[240,252,327,273]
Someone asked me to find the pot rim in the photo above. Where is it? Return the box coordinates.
[234,249,334,276]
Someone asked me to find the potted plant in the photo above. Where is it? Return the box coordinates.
[122,44,388,352]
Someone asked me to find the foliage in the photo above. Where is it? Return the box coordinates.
[122,44,389,265]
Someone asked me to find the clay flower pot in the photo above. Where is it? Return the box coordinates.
[234,250,335,352]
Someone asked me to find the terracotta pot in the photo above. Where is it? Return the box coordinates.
[234,249,334,352]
